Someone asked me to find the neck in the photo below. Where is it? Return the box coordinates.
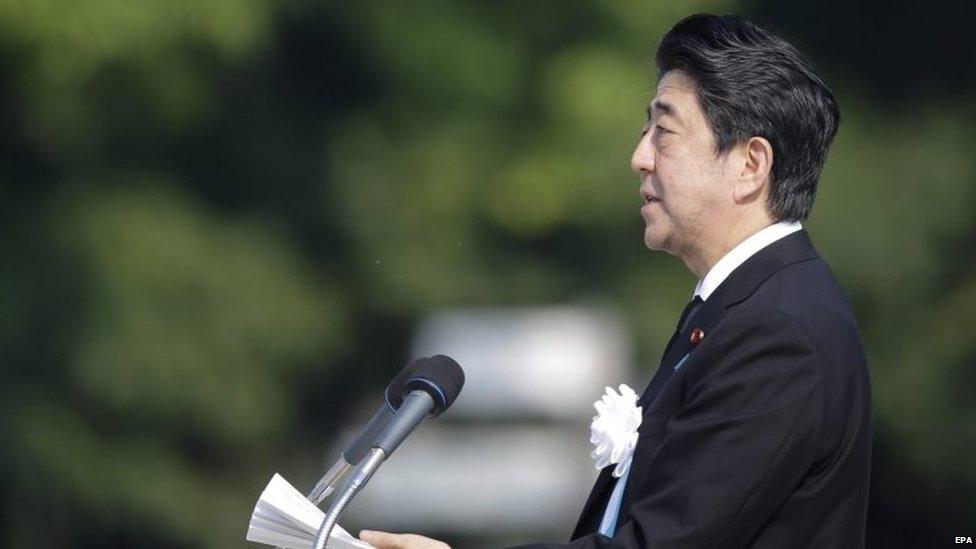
[681,212,777,279]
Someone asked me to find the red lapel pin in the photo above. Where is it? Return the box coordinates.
[690,328,705,345]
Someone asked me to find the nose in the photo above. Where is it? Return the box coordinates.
[630,130,655,177]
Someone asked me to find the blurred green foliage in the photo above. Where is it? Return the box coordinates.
[0,1,972,547]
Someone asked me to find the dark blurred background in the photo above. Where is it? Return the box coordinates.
[0,1,973,547]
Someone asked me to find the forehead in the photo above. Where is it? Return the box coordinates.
[649,70,703,125]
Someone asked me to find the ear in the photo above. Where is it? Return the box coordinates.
[732,136,773,203]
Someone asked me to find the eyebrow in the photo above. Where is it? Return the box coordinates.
[646,100,679,122]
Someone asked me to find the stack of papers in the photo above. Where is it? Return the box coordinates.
[247,473,372,549]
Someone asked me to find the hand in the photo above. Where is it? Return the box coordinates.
[359,530,451,549]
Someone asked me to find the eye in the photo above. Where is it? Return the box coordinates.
[656,125,672,135]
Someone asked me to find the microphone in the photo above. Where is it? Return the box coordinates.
[372,355,464,453]
[306,359,420,505]
[311,355,465,549]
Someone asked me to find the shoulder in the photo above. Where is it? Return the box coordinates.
[748,257,864,361]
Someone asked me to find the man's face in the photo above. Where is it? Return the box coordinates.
[632,70,734,258]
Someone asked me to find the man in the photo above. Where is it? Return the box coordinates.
[361,13,872,548]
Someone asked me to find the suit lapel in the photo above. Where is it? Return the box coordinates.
[570,466,615,539]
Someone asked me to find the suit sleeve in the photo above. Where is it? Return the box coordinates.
[509,308,824,549]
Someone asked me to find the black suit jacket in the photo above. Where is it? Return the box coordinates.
[513,230,872,548]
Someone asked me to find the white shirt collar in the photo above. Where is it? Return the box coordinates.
[693,221,803,301]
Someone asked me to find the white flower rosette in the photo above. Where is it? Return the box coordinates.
[589,384,642,478]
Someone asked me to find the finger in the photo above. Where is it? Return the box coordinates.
[359,530,406,548]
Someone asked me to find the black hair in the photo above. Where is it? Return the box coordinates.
[656,14,840,222]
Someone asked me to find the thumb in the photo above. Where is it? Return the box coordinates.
[359,530,405,548]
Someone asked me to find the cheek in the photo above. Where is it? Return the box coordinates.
[662,164,715,224]
[656,154,697,201]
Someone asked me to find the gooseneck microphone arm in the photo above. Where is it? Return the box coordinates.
[313,446,386,549]
[311,390,436,549]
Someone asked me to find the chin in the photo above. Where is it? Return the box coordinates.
[643,227,674,254]
[643,229,664,251]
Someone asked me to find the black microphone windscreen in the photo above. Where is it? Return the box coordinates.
[403,354,465,417]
